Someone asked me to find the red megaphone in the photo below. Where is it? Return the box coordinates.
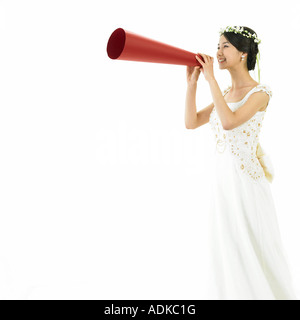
[107,28,203,66]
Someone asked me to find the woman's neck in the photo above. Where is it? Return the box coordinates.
[229,66,257,90]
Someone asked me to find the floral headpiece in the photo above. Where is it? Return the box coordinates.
[219,26,262,83]
[219,26,261,44]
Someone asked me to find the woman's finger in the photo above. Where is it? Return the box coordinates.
[195,55,203,64]
[202,54,209,64]
[197,53,206,62]
[196,54,202,61]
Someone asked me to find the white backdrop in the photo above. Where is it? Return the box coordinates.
[0,0,299,300]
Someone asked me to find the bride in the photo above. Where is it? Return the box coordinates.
[185,25,297,300]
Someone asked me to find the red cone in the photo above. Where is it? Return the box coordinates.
[107,28,202,66]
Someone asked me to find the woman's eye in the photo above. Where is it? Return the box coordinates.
[217,46,228,49]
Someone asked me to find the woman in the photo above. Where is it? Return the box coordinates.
[185,26,297,300]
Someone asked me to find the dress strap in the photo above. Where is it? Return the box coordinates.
[243,84,273,102]
[223,84,273,109]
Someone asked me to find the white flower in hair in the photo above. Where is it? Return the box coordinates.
[219,26,262,45]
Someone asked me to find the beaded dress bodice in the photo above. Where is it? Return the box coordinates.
[209,84,273,182]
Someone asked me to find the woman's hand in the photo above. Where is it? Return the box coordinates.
[186,64,201,85]
[196,53,215,82]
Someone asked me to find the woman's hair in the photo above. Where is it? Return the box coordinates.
[221,26,259,71]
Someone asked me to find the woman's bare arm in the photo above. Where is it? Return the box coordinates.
[185,82,214,129]
[185,83,198,129]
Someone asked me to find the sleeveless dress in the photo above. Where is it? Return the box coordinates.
[206,84,297,300]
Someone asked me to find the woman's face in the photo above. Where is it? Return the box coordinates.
[217,35,244,69]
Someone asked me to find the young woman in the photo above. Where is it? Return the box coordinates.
[185,26,297,300]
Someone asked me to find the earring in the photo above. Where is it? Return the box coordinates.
[241,56,245,61]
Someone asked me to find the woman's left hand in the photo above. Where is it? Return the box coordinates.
[196,53,215,82]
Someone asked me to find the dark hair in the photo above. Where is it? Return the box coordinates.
[221,26,259,71]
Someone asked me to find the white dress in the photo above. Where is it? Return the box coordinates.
[207,84,297,300]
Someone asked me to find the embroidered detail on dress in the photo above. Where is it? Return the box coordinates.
[228,114,266,180]
[209,84,273,181]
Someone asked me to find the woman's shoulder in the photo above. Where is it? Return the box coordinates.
[253,83,273,98]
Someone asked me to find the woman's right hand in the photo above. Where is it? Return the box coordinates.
[186,65,201,85]
[186,54,202,85]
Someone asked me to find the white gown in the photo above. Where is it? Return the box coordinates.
[207,84,297,300]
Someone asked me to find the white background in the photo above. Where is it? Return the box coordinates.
[0,0,299,299]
